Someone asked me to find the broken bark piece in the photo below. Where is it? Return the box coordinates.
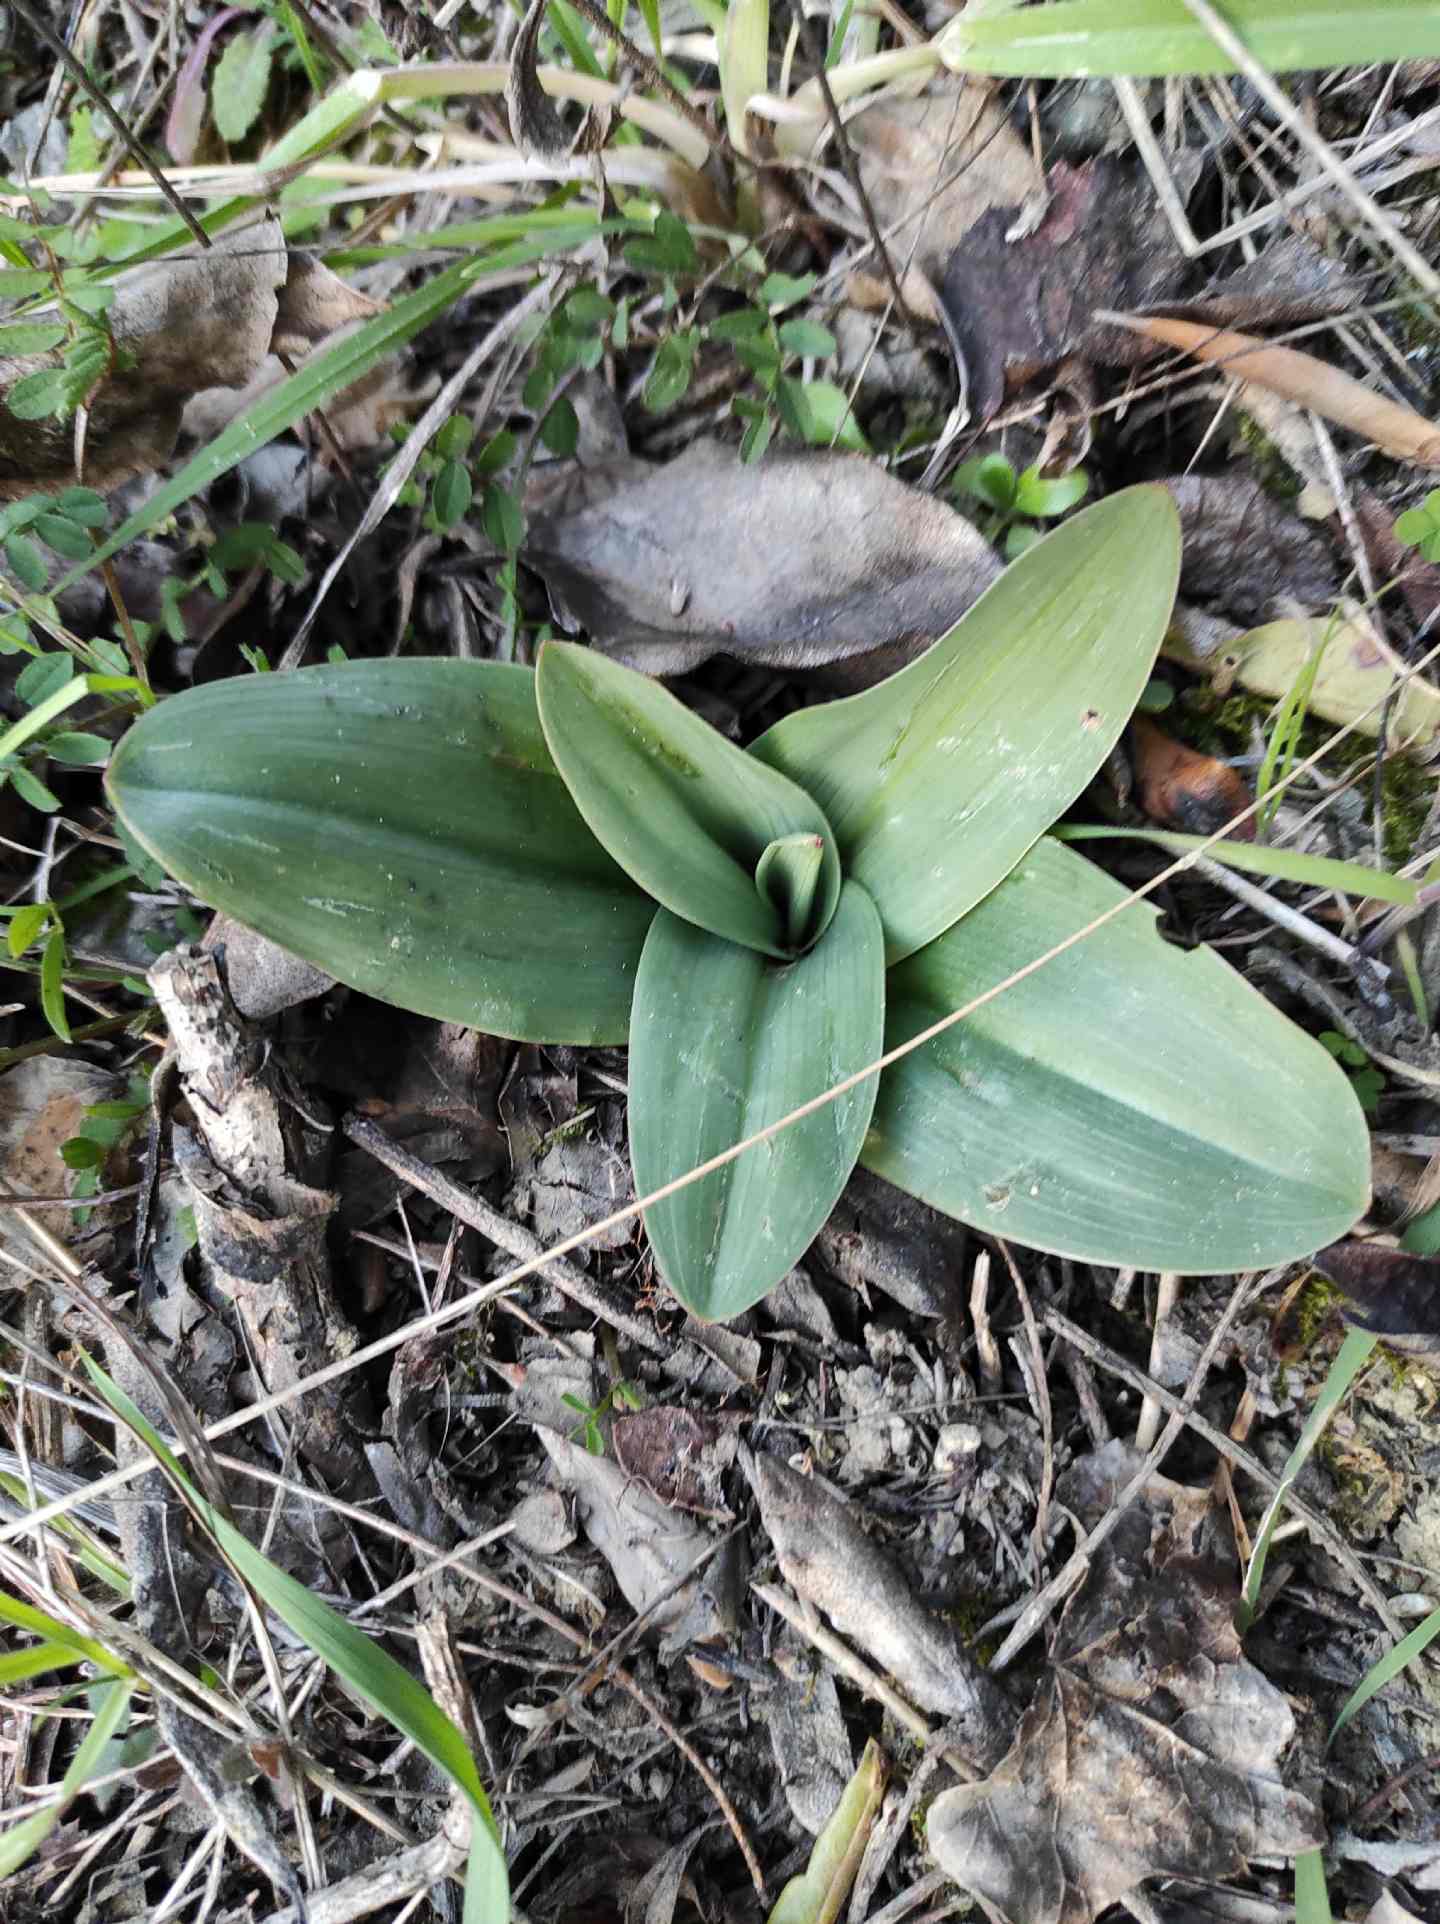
[150,945,370,1494]
[746,1449,1013,1774]
[928,1442,1322,1924]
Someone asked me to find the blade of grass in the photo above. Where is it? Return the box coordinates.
[1237,1327,1377,1631]
[80,1354,509,1924]
[1293,1848,1331,1924]
[938,0,1440,78]
[0,1676,134,1880]
[0,1590,131,1672]
[1329,1600,1440,1742]
[1053,826,1417,904]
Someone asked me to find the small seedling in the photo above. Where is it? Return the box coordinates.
[1395,488,1440,563]
[561,1379,645,1455]
[953,452,1089,557]
[1317,1032,1384,1115]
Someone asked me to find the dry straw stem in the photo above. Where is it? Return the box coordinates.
[1101,312,1440,466]
[7,629,1440,1566]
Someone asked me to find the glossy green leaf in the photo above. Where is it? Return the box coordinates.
[630,882,885,1319]
[537,641,841,957]
[751,486,1180,961]
[866,837,1369,1272]
[106,660,655,1043]
[938,0,1440,78]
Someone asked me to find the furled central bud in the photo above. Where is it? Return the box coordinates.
[755,833,829,953]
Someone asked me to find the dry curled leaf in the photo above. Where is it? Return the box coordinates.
[1108,312,1440,467]
[928,1443,1321,1924]
[539,1428,741,1652]
[0,220,388,498]
[1165,473,1337,626]
[940,157,1189,424]
[524,439,1001,684]
[849,82,1043,282]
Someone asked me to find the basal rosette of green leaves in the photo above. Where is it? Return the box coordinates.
[107,487,1369,1320]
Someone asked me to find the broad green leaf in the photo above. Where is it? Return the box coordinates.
[769,1740,885,1924]
[1055,825,1418,905]
[752,486,1180,961]
[106,660,656,1043]
[938,0,1440,77]
[630,882,884,1320]
[866,837,1369,1272]
[0,1677,133,1882]
[537,642,841,957]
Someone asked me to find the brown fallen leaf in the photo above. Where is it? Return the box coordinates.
[940,157,1190,424]
[1311,1239,1440,1338]
[524,438,1001,683]
[849,82,1043,282]
[0,220,389,498]
[1164,606,1440,748]
[928,1443,1322,1924]
[538,1428,741,1652]
[611,1406,738,1518]
[745,1448,1013,1773]
[1106,312,1440,467]
[1130,715,1255,840]
[1165,473,1337,625]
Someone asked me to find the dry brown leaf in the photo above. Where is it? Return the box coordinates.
[1165,473,1337,625]
[0,219,390,498]
[0,1056,124,1259]
[849,82,1043,282]
[1108,312,1440,467]
[745,1449,1013,1772]
[940,157,1190,423]
[1164,607,1440,747]
[929,1443,1321,1924]
[538,1428,741,1651]
[524,439,1000,683]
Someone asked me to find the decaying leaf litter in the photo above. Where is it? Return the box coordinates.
[6,6,1440,1924]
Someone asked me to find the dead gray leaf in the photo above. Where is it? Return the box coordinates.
[525,438,1000,684]
[539,1428,741,1652]
[746,1450,1012,1772]
[928,1441,1322,1924]
[204,916,335,1018]
[612,1406,738,1518]
[1165,472,1338,625]
[507,0,603,159]
[767,1637,856,1836]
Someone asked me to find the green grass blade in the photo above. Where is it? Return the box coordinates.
[0,1590,131,1672]
[938,0,1440,78]
[79,1354,509,1921]
[1053,827,1418,905]
[1329,1601,1440,1742]
[0,1642,97,1686]
[1293,1849,1332,1924]
[0,675,94,762]
[1237,1327,1377,1630]
[0,1677,134,1881]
